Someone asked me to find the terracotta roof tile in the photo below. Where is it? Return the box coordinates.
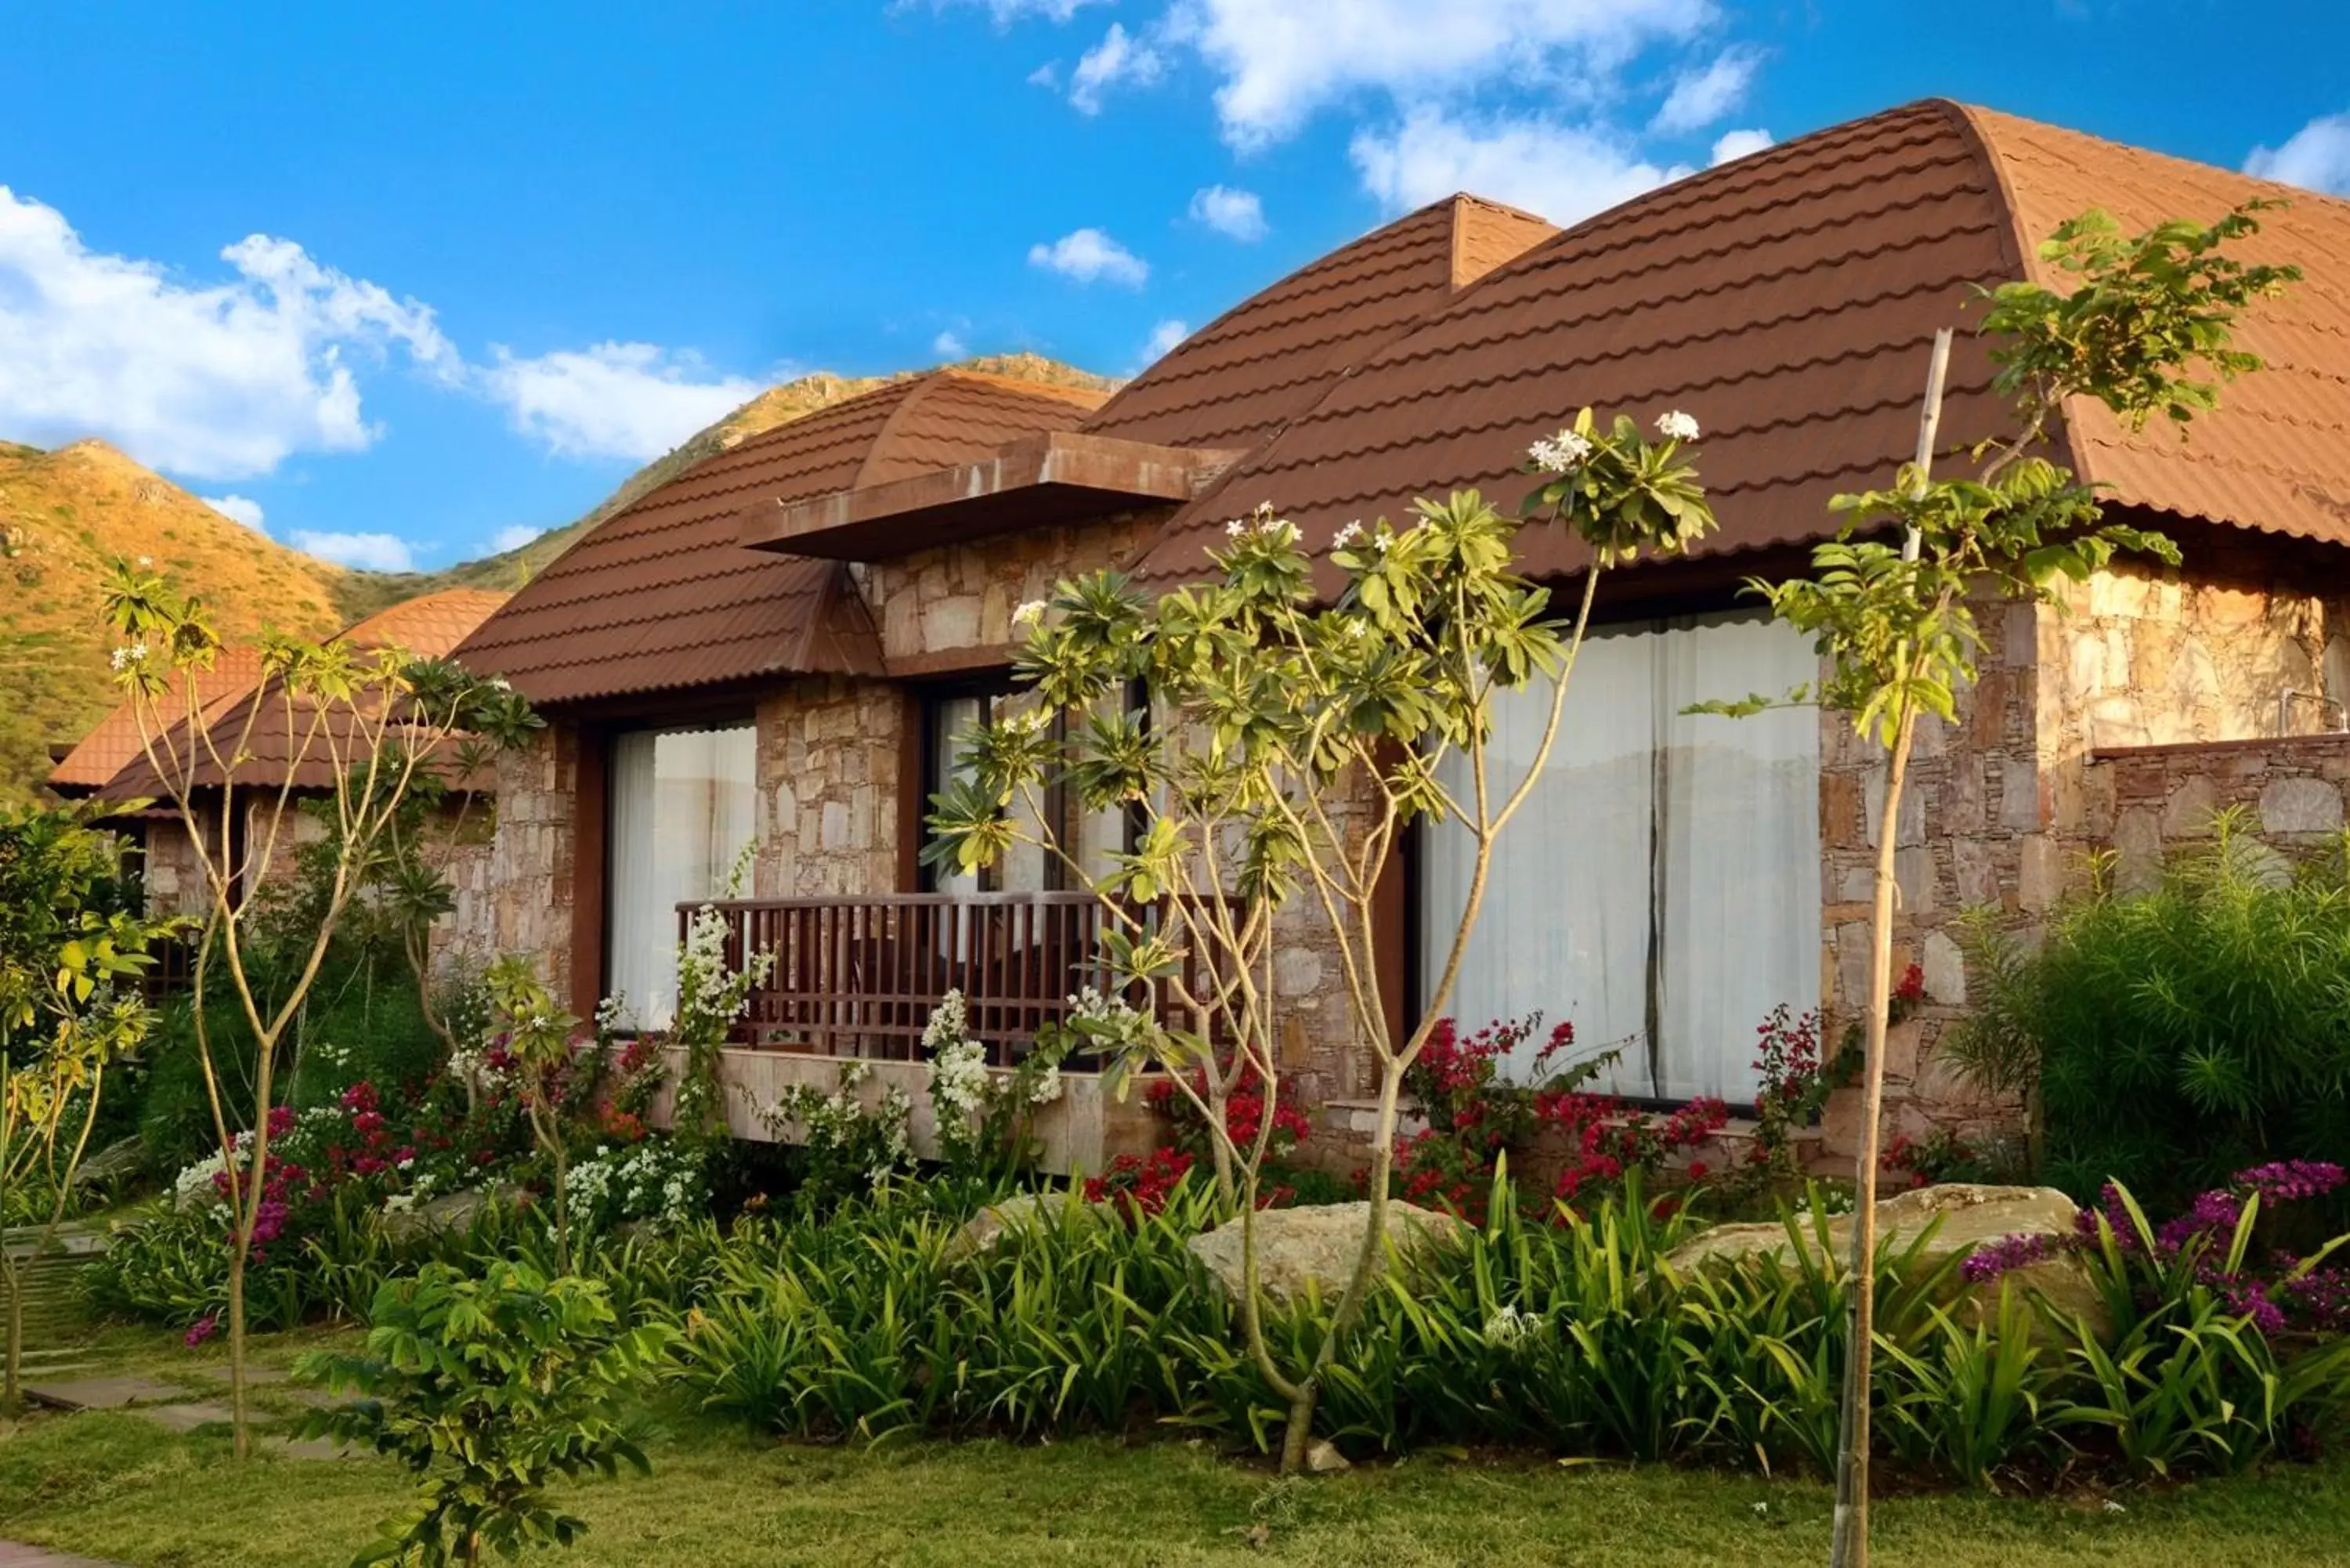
[454,370,1104,705]
[1079,194,1556,453]
[338,588,515,657]
[96,591,512,798]
[48,645,266,793]
[1134,100,2350,586]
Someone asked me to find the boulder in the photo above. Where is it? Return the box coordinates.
[1187,1200,1468,1309]
[1664,1183,2106,1337]
[946,1191,1105,1261]
[70,1135,147,1190]
[381,1183,526,1243]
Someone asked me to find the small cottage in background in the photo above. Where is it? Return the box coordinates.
[52,588,512,970]
[434,99,2350,1174]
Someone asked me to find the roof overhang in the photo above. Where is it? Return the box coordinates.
[737,432,1248,560]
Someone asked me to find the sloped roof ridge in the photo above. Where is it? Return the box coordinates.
[851,367,1103,488]
[1308,222,2004,399]
[1514,122,1977,283]
[1091,200,1455,368]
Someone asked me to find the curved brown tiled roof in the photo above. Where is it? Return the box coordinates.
[98,589,514,798]
[1133,99,2350,586]
[338,587,515,656]
[454,370,1105,705]
[49,645,266,794]
[1079,194,1557,453]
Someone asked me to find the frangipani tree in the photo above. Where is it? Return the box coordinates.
[927,409,1717,1472]
[101,562,540,1456]
[1698,204,2298,1568]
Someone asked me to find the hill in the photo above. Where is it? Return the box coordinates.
[5,352,1112,799]
[0,439,357,803]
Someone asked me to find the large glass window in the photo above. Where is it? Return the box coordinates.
[1419,614,1820,1104]
[920,681,1131,894]
[606,724,757,1029]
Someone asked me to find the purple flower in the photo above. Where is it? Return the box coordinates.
[1962,1231,2065,1283]
[2157,1189,2249,1253]
[2234,1161,2348,1205]
[184,1314,219,1348]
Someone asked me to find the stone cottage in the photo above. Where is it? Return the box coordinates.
[450,99,2350,1172]
[53,588,512,966]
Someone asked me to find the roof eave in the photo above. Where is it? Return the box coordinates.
[738,432,1249,561]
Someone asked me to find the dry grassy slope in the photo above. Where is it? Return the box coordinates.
[5,352,1113,799]
[0,439,355,802]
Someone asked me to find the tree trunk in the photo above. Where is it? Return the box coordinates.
[1828,707,1916,1568]
[227,1243,249,1460]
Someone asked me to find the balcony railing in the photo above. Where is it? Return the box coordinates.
[681,892,1224,1066]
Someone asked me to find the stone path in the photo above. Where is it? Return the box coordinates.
[0,1543,127,1566]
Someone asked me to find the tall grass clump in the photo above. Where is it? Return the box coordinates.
[1950,811,2350,1213]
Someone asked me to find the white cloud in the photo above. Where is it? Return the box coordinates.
[1070,22,1166,114]
[1351,106,1692,226]
[1141,319,1190,362]
[1189,184,1269,241]
[1027,227,1150,287]
[2246,112,2350,195]
[201,493,266,532]
[1708,126,1773,165]
[1650,45,1762,135]
[1175,0,1716,153]
[291,529,415,573]
[0,186,454,481]
[483,341,761,462]
[490,523,544,554]
[932,328,968,357]
[1026,60,1061,87]
[927,0,1104,21]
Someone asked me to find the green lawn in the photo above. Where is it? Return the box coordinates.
[5,1330,2350,1567]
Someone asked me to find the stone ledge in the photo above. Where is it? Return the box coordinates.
[2088,732,2350,764]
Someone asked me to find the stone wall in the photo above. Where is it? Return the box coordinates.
[2082,734,2350,889]
[1813,560,2350,1158]
[754,677,904,898]
[138,818,210,920]
[489,724,581,999]
[860,513,1159,666]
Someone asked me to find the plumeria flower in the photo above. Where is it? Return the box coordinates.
[1655,410,1701,442]
[1331,519,1364,551]
[1011,598,1048,627]
[1529,428,1593,473]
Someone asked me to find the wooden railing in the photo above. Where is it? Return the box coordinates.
[680,892,1224,1065]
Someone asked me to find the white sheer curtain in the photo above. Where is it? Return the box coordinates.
[1421,615,1820,1104]
[607,724,757,1030]
[1423,630,1657,1087]
[1655,618,1821,1102]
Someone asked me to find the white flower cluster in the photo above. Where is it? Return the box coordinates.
[1654,410,1701,442]
[593,992,631,1037]
[108,642,150,673]
[924,989,990,1125]
[1330,519,1364,551]
[1224,502,1300,545]
[1528,428,1594,474]
[1066,986,1150,1071]
[172,1141,245,1214]
[1011,598,1048,627]
[563,1140,703,1232]
[1482,1302,1538,1350]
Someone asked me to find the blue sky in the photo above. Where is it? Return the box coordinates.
[3,1,2346,574]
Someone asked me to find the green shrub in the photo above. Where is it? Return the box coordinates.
[297,1260,676,1567]
[1950,814,2350,1211]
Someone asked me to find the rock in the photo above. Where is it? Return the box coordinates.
[1664,1183,2107,1339]
[945,1191,1104,1261]
[1186,1201,1468,1310]
[381,1184,526,1243]
[69,1135,146,1190]
[1304,1439,1351,1473]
